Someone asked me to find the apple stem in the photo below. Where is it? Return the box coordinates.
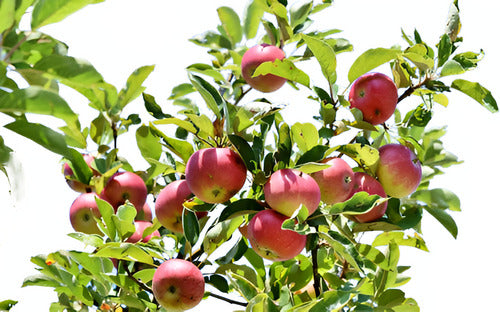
[208,292,248,307]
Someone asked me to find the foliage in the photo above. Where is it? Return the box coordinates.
[0,0,496,311]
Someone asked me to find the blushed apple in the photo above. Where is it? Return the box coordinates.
[348,172,388,223]
[185,147,247,204]
[136,202,153,221]
[247,209,306,261]
[101,171,148,211]
[152,259,205,311]
[64,154,99,193]
[69,192,102,235]
[264,168,321,217]
[241,43,287,93]
[126,220,160,243]
[349,72,398,125]
[311,157,354,205]
[376,143,422,198]
[155,180,193,233]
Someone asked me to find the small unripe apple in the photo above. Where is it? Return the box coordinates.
[155,180,193,233]
[64,154,99,193]
[247,209,306,261]
[311,158,354,205]
[185,147,247,204]
[126,221,160,243]
[136,202,153,221]
[349,72,398,125]
[69,192,102,235]
[101,171,148,211]
[152,259,205,311]
[376,144,422,198]
[348,172,387,223]
[264,168,321,217]
[241,43,287,93]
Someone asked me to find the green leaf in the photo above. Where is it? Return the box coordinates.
[229,272,261,302]
[301,34,337,84]
[94,242,155,264]
[336,143,380,175]
[243,0,265,39]
[295,162,329,174]
[0,299,18,311]
[403,51,434,72]
[372,232,428,252]
[31,0,104,29]
[136,125,162,162]
[295,145,330,166]
[348,48,402,83]
[169,83,196,100]
[325,192,382,215]
[0,86,80,130]
[149,123,194,163]
[253,59,310,88]
[187,63,225,82]
[183,210,200,246]
[440,60,465,77]
[451,79,498,113]
[437,34,452,67]
[189,31,232,50]
[95,197,116,240]
[445,0,461,41]
[0,0,15,34]
[411,188,460,211]
[143,93,170,119]
[291,122,319,153]
[116,65,155,110]
[377,289,405,308]
[290,1,313,28]
[357,244,390,271]
[22,274,61,288]
[228,134,258,172]
[217,6,242,46]
[424,206,458,238]
[189,74,223,119]
[153,117,198,134]
[205,274,230,293]
[204,216,244,255]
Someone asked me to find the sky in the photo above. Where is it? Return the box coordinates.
[0,0,499,311]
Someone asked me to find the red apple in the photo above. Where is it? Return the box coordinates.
[69,192,102,235]
[101,171,148,211]
[348,172,387,223]
[376,144,422,198]
[264,168,321,217]
[311,157,354,205]
[155,180,193,233]
[64,154,99,193]
[185,147,247,204]
[247,209,306,261]
[126,220,160,243]
[349,72,398,125]
[136,202,153,221]
[241,43,287,93]
[152,259,205,311]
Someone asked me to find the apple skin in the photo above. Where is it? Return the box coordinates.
[136,202,153,221]
[69,192,102,235]
[152,259,205,311]
[247,209,306,261]
[126,221,160,243]
[264,168,321,217]
[311,157,354,205]
[185,148,247,204]
[241,43,287,93]
[64,154,99,193]
[155,180,193,233]
[348,172,388,223]
[376,144,422,198]
[349,72,398,125]
[101,171,148,212]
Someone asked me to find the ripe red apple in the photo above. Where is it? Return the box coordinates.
[185,147,247,204]
[136,202,153,221]
[264,168,321,217]
[64,154,99,193]
[101,171,148,211]
[152,259,205,311]
[348,172,387,223]
[311,157,354,205]
[376,144,422,198]
[247,209,306,261]
[241,43,287,93]
[69,192,102,235]
[349,72,398,125]
[126,220,160,243]
[155,180,193,233]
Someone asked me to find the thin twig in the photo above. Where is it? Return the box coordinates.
[123,262,154,294]
[3,31,30,63]
[311,245,321,297]
[208,292,248,307]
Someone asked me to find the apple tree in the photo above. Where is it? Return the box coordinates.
[0,0,497,311]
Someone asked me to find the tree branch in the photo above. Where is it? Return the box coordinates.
[397,76,431,104]
[208,292,248,307]
[311,245,321,297]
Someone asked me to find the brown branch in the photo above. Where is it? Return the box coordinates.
[397,76,431,104]
[311,245,321,298]
[123,261,154,294]
[3,31,30,63]
[208,292,248,307]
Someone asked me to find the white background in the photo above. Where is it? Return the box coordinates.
[1,0,499,311]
